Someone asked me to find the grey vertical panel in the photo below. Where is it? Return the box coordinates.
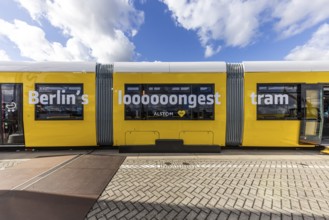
[226,63,244,146]
[96,64,113,146]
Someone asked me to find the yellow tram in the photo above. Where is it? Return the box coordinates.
[0,61,328,152]
[0,62,96,147]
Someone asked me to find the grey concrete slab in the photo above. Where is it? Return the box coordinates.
[0,155,75,190]
[0,149,91,160]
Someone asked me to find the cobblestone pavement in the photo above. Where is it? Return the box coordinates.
[0,159,29,170]
[87,157,329,220]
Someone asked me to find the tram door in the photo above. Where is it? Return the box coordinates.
[322,86,329,143]
[0,84,24,146]
[299,84,323,145]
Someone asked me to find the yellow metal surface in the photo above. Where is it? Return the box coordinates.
[125,131,160,145]
[0,72,97,147]
[244,71,329,147]
[113,72,226,146]
[179,131,214,145]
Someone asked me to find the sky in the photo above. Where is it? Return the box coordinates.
[0,0,329,63]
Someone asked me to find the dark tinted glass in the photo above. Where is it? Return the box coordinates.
[0,84,24,144]
[35,84,84,120]
[124,84,215,120]
[257,84,301,120]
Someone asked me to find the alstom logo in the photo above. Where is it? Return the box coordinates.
[118,90,221,108]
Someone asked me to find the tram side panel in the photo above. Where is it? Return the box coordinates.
[243,70,329,147]
[22,71,97,147]
[112,71,226,148]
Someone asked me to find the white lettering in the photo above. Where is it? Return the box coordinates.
[258,94,264,104]
[118,90,122,104]
[117,90,221,108]
[169,95,178,105]
[132,95,140,105]
[29,91,39,104]
[206,94,214,105]
[124,94,131,105]
[264,94,273,105]
[160,95,168,105]
[214,92,221,105]
[198,95,206,105]
[67,94,76,105]
[82,95,89,104]
[178,95,187,105]
[61,90,66,105]
[251,92,290,105]
[49,94,56,105]
[141,95,150,105]
[154,111,174,117]
[250,92,257,105]
[188,95,197,108]
[57,90,61,104]
[151,95,159,105]
[28,90,89,105]
[275,94,289,105]
[40,94,48,105]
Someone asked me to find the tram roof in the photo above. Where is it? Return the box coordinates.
[114,62,227,73]
[243,61,329,72]
[0,61,96,72]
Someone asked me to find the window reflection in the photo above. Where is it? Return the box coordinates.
[35,84,84,120]
[257,84,301,120]
[124,84,215,120]
[1,84,24,144]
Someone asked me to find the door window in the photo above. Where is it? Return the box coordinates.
[299,84,323,145]
[0,84,24,145]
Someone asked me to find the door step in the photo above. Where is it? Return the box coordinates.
[320,140,329,154]
[321,147,329,154]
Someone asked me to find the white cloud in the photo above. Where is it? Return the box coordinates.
[4,0,328,60]
[204,45,221,58]
[15,0,46,20]
[0,50,10,61]
[161,0,329,58]
[7,0,144,62]
[272,0,329,38]
[0,19,92,61]
[161,0,269,57]
[285,23,329,60]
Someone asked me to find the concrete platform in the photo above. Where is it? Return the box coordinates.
[88,149,329,220]
[1,148,329,220]
[0,153,125,220]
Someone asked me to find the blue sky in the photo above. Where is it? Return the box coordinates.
[0,0,328,63]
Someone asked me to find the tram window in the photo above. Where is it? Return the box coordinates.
[124,85,142,120]
[35,84,84,120]
[257,84,301,120]
[124,84,215,120]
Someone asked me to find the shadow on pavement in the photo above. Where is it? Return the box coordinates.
[0,190,94,220]
[87,199,324,220]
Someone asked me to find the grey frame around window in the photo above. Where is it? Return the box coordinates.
[257,83,301,120]
[124,84,215,120]
[35,84,84,120]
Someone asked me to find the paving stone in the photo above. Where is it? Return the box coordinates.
[249,213,260,220]
[86,158,329,220]
[185,210,198,220]
[124,210,139,219]
[196,211,208,220]
[155,210,168,220]
[174,210,188,220]
[206,211,218,220]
